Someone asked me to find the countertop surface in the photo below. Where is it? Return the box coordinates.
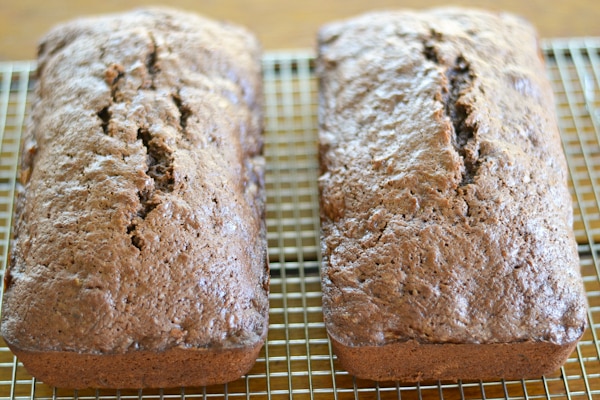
[1,0,599,60]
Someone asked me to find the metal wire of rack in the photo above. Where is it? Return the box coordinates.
[0,39,599,400]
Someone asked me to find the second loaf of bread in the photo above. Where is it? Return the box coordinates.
[317,8,587,381]
[1,7,268,389]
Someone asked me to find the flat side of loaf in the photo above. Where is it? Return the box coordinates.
[317,8,587,380]
[6,344,264,388]
[1,7,268,388]
[329,335,578,382]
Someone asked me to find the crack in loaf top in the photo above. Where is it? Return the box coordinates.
[1,7,268,354]
[317,8,587,347]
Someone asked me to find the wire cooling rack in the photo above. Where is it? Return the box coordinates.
[0,39,599,400]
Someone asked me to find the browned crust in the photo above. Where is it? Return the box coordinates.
[7,342,264,389]
[1,6,268,389]
[317,7,587,382]
[329,334,578,382]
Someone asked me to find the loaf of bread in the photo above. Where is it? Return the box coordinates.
[317,8,587,381]
[1,8,268,389]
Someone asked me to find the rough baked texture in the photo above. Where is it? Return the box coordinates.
[1,7,268,389]
[318,8,587,381]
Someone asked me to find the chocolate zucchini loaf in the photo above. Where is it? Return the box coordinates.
[317,8,587,381]
[1,7,268,389]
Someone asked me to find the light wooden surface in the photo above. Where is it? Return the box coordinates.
[0,0,599,60]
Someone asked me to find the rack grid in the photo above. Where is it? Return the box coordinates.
[0,39,599,399]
